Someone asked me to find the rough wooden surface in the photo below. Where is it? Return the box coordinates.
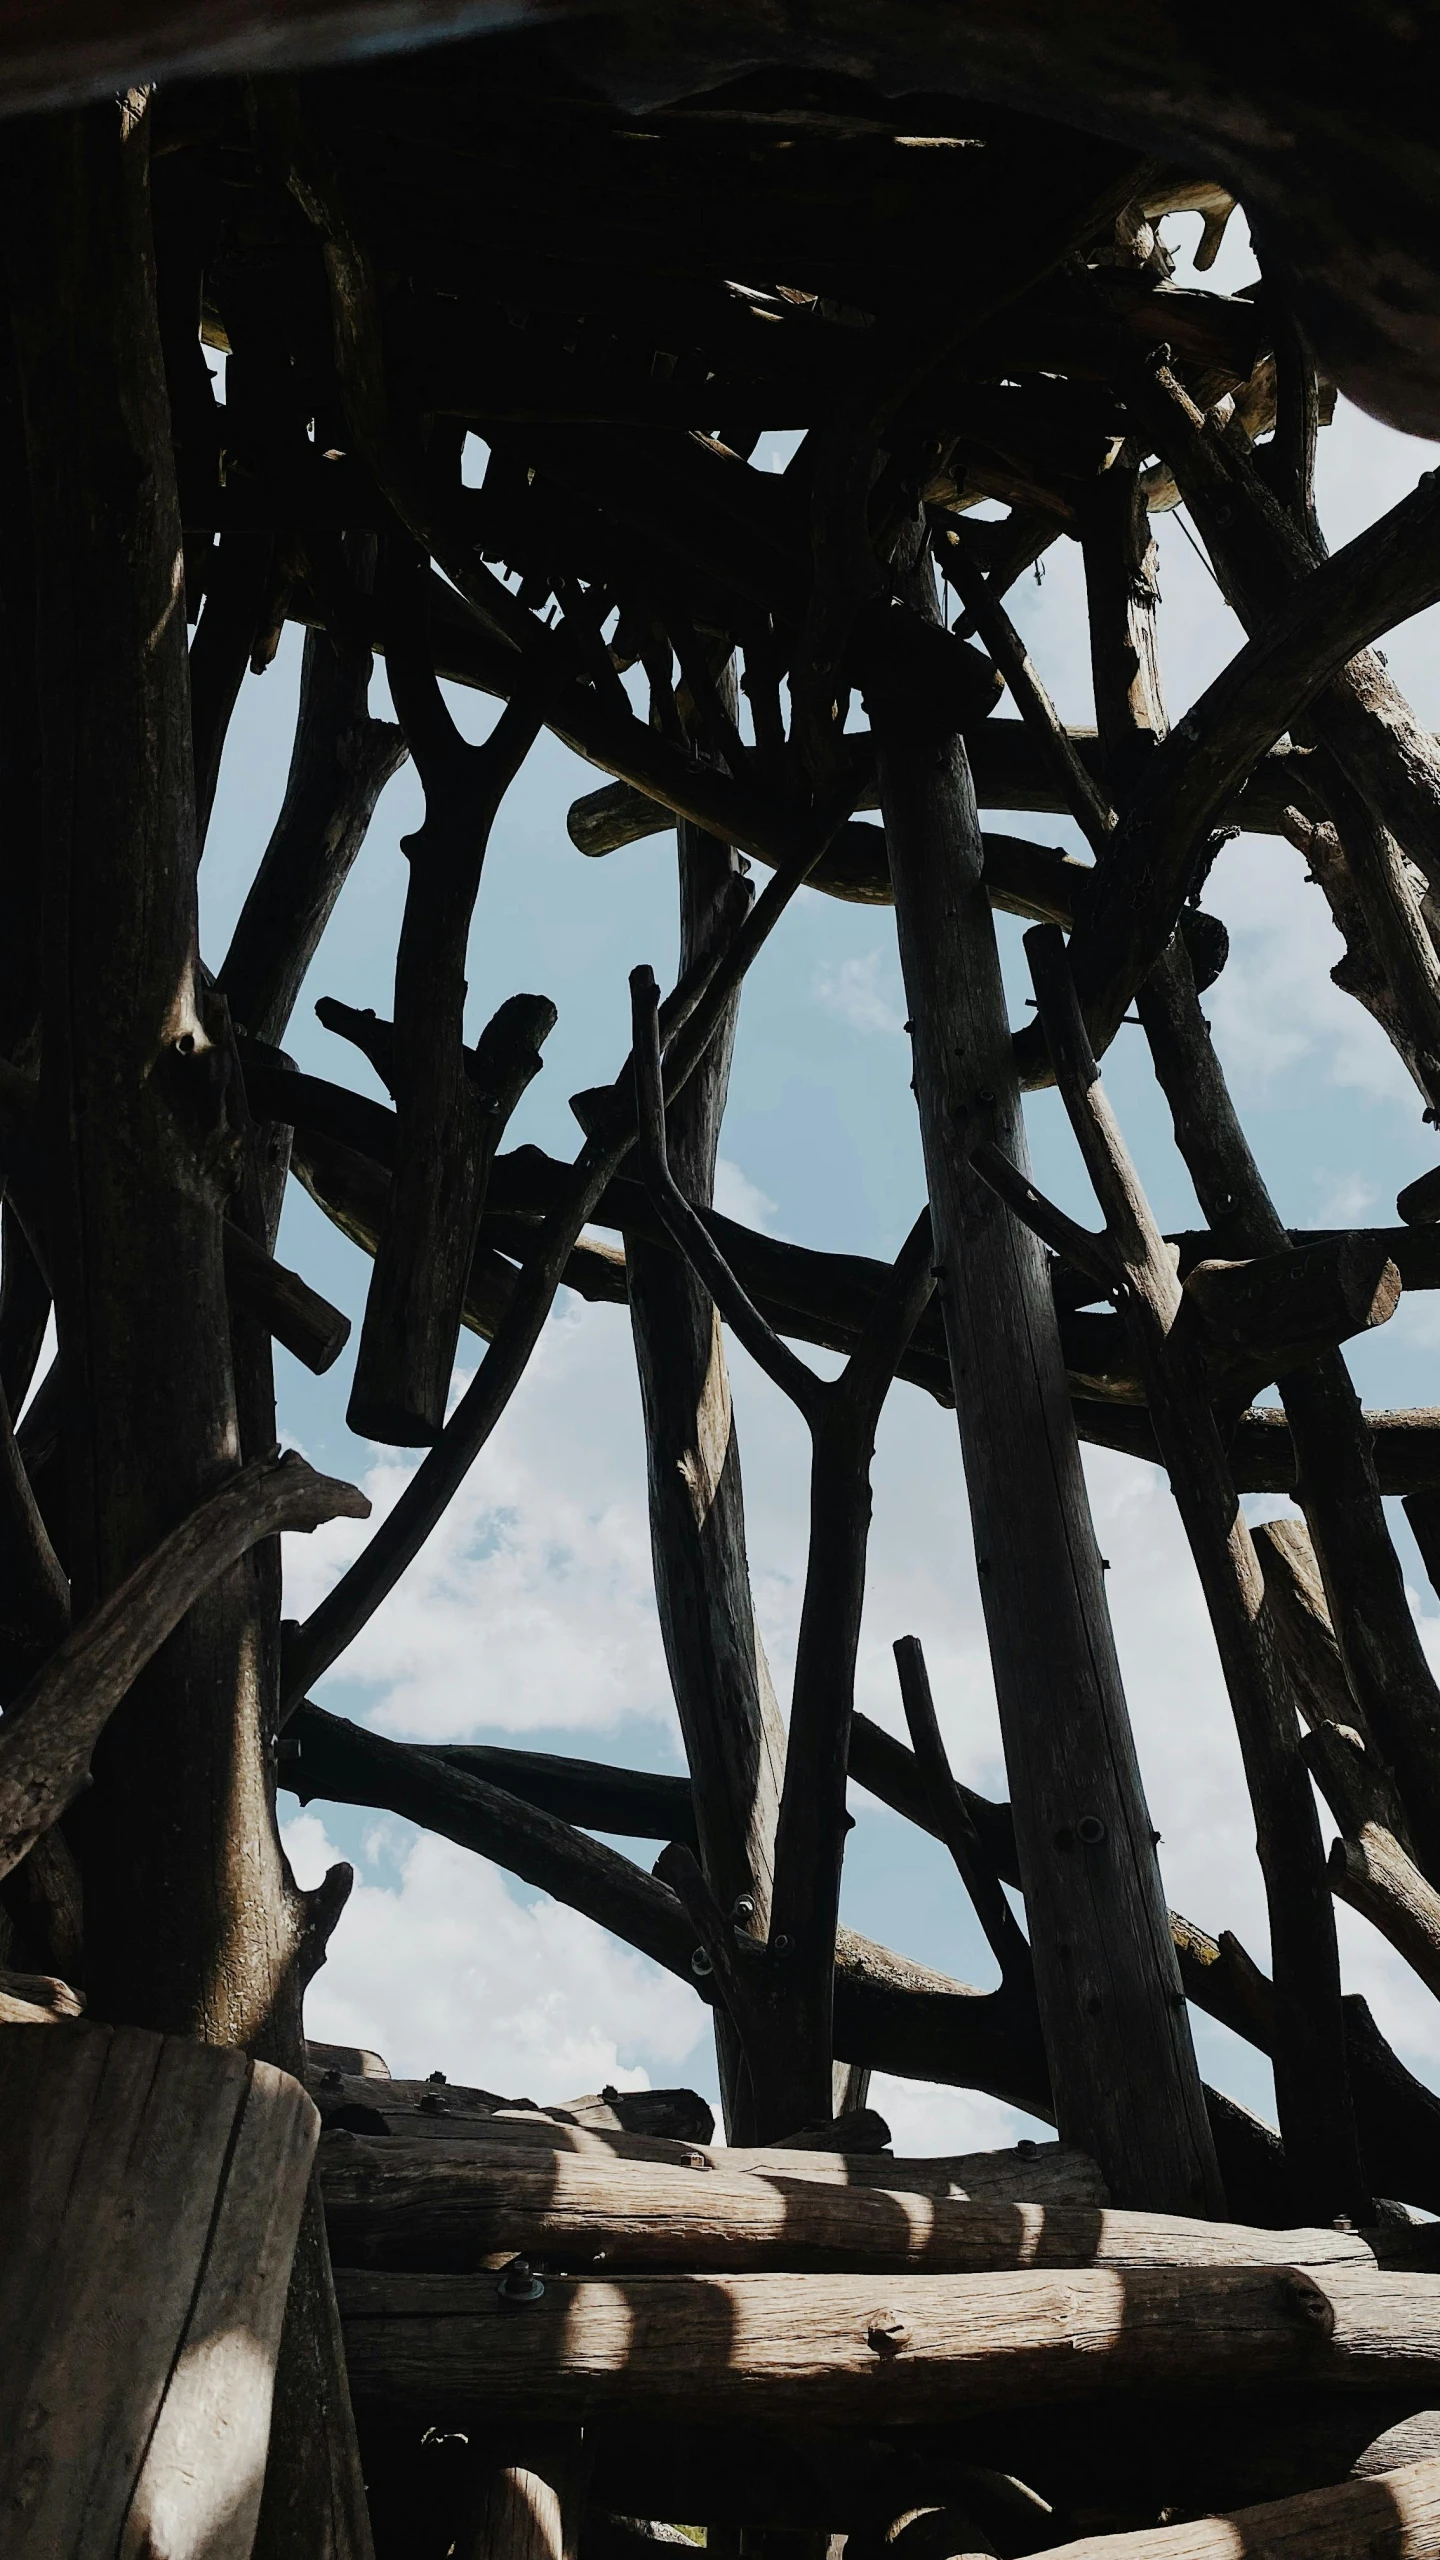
[337,2261,1440,2426]
[1023,2456,1440,2560]
[0,1450,367,1880]
[320,2139,1374,2276]
[875,529,1218,2217]
[0,2016,316,2557]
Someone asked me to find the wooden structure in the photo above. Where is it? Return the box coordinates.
[10,13,1440,2557]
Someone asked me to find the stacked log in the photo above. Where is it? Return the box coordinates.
[317,2092,1440,2559]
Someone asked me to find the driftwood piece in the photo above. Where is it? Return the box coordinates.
[634,962,935,2133]
[0,2016,317,2558]
[347,540,553,1443]
[624,736,784,2133]
[281,820,831,1709]
[874,525,1219,2216]
[337,2261,1440,2426]
[1015,468,1440,1083]
[0,1450,367,1880]
[223,1221,351,1376]
[1139,358,1440,899]
[1017,2457,1440,2560]
[320,2138,1376,2277]
[1330,1825,1440,2002]
[1139,934,1440,1877]
[995,925,1367,2222]
[219,543,407,1048]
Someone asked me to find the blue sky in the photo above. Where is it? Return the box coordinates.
[193,212,1440,2149]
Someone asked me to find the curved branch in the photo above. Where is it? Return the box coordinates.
[1015,465,1440,1085]
[0,1452,368,1878]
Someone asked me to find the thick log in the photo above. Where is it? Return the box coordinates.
[0,1451,367,1880]
[1330,1825,1440,2002]
[320,2139,1375,2277]
[308,2072,712,2146]
[874,526,1219,2214]
[0,2016,317,2558]
[308,2101,1102,2201]
[1011,2458,1440,2560]
[337,2261,1440,2427]
[1011,925,1367,2222]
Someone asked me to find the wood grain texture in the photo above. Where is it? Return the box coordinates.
[0,1450,367,1879]
[337,2261,1440,2426]
[874,529,1219,2216]
[0,2016,316,2557]
[1021,2455,1440,2560]
[320,2139,1374,2276]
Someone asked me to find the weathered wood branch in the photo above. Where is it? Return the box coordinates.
[634,959,935,2132]
[188,525,274,846]
[875,523,1220,2217]
[1281,790,1440,1116]
[219,538,407,1048]
[934,528,1116,854]
[320,2139,1377,2278]
[280,825,843,1716]
[1329,1824,1440,2005]
[1138,934,1440,1878]
[337,2261,1440,2427]
[1137,357,1440,898]
[623,746,785,2134]
[893,1635,1032,1993]
[1007,922,1367,2221]
[348,544,552,1444]
[223,1220,351,1376]
[1015,467,1440,1084]
[0,1451,366,1880]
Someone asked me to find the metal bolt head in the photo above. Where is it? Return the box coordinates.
[691,1946,714,1978]
[732,1893,756,1925]
[1077,1814,1108,1847]
[496,2257,546,2306]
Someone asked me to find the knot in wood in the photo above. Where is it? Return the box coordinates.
[864,2310,911,2358]
[1279,2270,1336,2337]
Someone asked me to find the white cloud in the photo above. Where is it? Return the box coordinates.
[866,2073,1048,2156]
[287,1808,703,2097]
[812,947,906,1036]
[283,1301,675,1744]
[1313,1170,1381,1225]
[713,1157,779,1231]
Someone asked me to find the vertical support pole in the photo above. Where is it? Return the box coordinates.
[6,97,372,2557]
[464,2431,588,2560]
[626,744,786,2134]
[872,527,1221,2214]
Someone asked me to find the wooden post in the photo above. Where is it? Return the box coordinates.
[872,524,1221,2216]
[624,673,786,2132]
[3,97,373,2559]
[0,2016,317,2558]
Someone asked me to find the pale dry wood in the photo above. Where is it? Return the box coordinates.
[463,2433,588,2560]
[320,2138,1376,2276]
[0,2016,317,2558]
[0,1450,367,1879]
[1021,2455,1440,2560]
[336,2260,1440,2426]
[306,2095,1101,2198]
[0,1965,82,2017]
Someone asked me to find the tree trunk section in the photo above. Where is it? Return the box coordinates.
[872,530,1220,2216]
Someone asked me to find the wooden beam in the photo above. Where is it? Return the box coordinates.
[337,2260,1440,2426]
[320,2140,1377,2277]
[1001,2458,1440,2560]
[874,524,1220,2216]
